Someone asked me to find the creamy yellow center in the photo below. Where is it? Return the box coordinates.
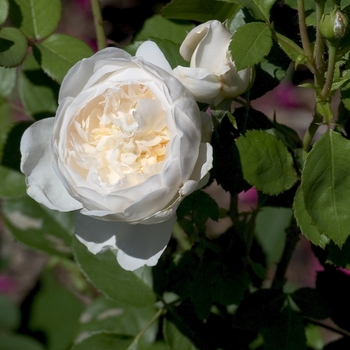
[67,84,170,186]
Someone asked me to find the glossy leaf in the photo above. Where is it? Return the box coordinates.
[219,0,276,21]
[293,186,329,248]
[34,34,94,84]
[76,296,157,344]
[9,0,61,40]
[134,15,194,44]
[28,269,85,350]
[73,237,156,307]
[236,130,298,195]
[0,27,27,67]
[18,53,59,119]
[0,0,9,25]
[302,129,350,246]
[163,319,197,350]
[230,22,273,70]
[3,195,74,257]
[161,0,239,22]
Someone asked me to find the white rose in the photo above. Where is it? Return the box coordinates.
[20,41,213,271]
[173,20,253,106]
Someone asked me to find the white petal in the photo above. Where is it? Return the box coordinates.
[20,118,83,211]
[180,22,210,61]
[75,213,176,271]
[192,20,231,73]
[59,48,131,102]
[173,66,221,103]
[136,41,172,73]
[189,142,213,185]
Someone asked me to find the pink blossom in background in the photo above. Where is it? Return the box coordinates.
[75,0,90,11]
[238,187,258,212]
[275,82,303,109]
[0,274,16,295]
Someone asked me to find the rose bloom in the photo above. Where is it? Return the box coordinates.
[173,20,253,106]
[20,41,213,271]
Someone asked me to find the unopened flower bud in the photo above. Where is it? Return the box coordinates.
[320,7,349,44]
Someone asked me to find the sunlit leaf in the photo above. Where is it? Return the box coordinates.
[9,0,62,40]
[0,27,27,67]
[236,130,298,195]
[230,22,273,70]
[34,34,94,84]
[293,186,329,248]
[302,129,350,246]
[73,237,156,307]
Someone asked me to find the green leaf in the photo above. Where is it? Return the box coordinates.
[220,0,276,21]
[71,333,138,350]
[261,306,307,350]
[293,186,329,248]
[0,334,44,350]
[72,236,156,307]
[302,129,350,246]
[292,288,330,320]
[0,166,26,198]
[163,319,197,350]
[0,66,16,96]
[9,0,62,40]
[0,101,14,161]
[340,78,350,112]
[161,0,240,22]
[236,130,298,195]
[134,15,194,44]
[255,207,292,264]
[3,195,74,257]
[76,296,158,345]
[18,53,59,119]
[33,34,94,84]
[229,22,273,70]
[29,269,85,350]
[0,0,9,25]
[0,27,27,67]
[0,294,20,330]
[273,32,309,66]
